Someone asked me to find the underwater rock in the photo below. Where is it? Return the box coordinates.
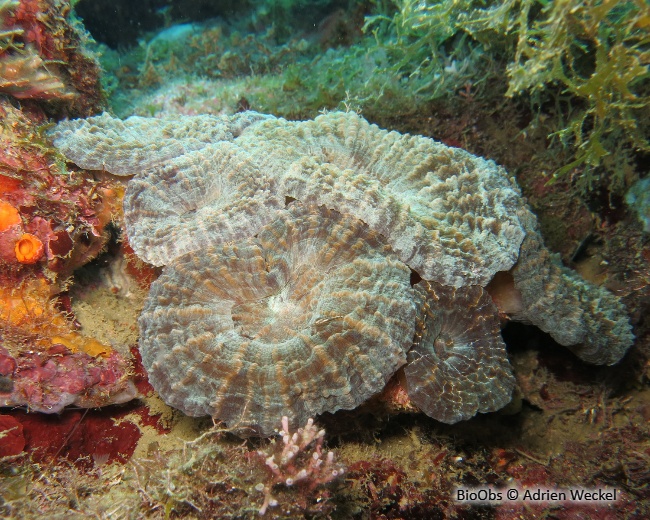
[0,344,136,413]
[0,276,137,413]
[0,98,138,416]
[52,110,634,433]
[0,0,104,117]
[0,100,117,279]
[139,204,415,435]
[11,407,144,467]
[0,52,73,101]
[0,413,24,457]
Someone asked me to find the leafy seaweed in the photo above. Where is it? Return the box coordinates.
[364,0,650,191]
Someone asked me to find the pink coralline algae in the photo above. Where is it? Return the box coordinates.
[0,98,135,416]
[255,416,345,515]
[51,110,634,434]
[0,344,136,413]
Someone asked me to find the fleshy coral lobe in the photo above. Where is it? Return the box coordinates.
[51,108,634,434]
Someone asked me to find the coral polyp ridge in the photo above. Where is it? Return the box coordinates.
[406,280,516,424]
[52,110,634,434]
[140,204,416,435]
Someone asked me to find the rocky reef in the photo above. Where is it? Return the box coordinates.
[0,1,647,518]
[0,99,138,413]
[0,0,104,116]
[0,0,135,415]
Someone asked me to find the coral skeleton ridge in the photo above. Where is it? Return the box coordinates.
[52,110,634,434]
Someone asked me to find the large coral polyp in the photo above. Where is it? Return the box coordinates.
[140,203,416,435]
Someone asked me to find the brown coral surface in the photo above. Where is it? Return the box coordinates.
[51,111,272,176]
[405,280,515,423]
[138,204,415,435]
[511,207,635,365]
[122,142,284,266]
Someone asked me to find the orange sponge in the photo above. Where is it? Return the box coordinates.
[0,200,20,232]
[15,233,44,264]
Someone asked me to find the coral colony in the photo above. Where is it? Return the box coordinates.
[51,110,633,434]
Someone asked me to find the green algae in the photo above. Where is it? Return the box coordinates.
[365,0,650,194]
